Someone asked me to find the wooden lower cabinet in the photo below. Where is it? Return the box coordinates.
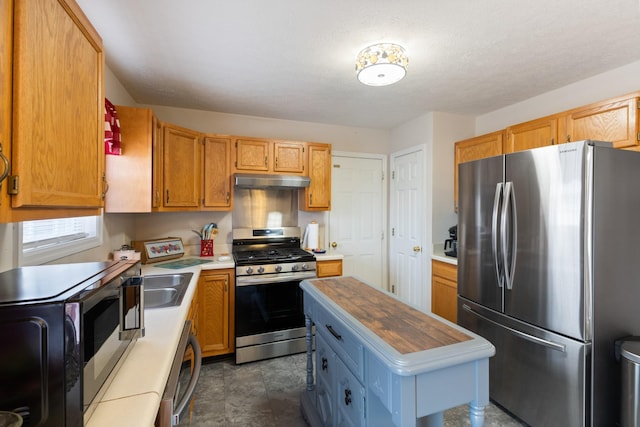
[197,269,235,358]
[431,260,458,323]
[316,259,342,278]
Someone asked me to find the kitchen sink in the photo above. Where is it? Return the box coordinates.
[143,273,193,309]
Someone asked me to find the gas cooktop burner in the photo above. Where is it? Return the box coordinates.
[233,248,314,265]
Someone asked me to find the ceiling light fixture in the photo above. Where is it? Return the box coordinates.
[355,43,408,86]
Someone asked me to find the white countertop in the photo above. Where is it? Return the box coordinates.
[86,256,234,427]
[432,243,457,265]
[312,251,344,261]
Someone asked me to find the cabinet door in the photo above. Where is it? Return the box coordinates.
[198,270,235,357]
[105,106,155,212]
[11,0,104,209]
[162,123,201,208]
[563,96,639,148]
[334,355,365,427]
[203,136,232,209]
[315,332,335,427]
[505,116,559,153]
[317,259,343,278]
[431,260,458,323]
[454,131,503,211]
[234,138,270,172]
[274,141,305,173]
[303,143,331,210]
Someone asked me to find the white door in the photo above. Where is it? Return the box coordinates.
[390,146,427,310]
[328,153,386,289]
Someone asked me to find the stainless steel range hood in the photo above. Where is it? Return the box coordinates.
[234,174,310,189]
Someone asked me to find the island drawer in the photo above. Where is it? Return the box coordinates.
[313,300,364,381]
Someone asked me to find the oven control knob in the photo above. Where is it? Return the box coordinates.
[246,267,254,275]
[257,266,265,274]
[292,264,300,271]
[275,265,282,272]
[302,263,309,270]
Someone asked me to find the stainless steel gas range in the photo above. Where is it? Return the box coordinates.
[232,227,316,364]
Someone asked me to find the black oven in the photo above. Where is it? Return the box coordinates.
[236,277,306,337]
[0,260,144,427]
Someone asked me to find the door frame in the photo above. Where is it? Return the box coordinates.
[330,151,388,291]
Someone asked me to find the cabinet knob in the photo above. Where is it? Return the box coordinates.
[344,388,352,406]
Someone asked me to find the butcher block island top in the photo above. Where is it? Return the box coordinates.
[310,276,472,354]
[299,276,495,427]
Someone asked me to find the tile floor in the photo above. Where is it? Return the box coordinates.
[184,352,526,426]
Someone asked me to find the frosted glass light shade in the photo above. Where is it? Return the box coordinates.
[355,43,408,86]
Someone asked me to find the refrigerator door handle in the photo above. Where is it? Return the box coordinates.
[462,304,566,352]
[492,182,504,288]
[501,181,518,290]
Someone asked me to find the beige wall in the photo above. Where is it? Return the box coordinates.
[476,60,640,134]
[1,60,639,271]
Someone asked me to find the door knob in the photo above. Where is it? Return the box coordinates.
[331,242,338,248]
[413,246,421,252]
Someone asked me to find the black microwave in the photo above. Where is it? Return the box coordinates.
[0,260,144,427]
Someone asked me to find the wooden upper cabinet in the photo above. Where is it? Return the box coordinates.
[203,135,232,209]
[505,115,559,153]
[1,0,104,222]
[234,137,270,172]
[561,96,639,149]
[234,137,307,175]
[105,106,157,213]
[302,143,331,211]
[274,140,305,173]
[454,130,504,211]
[162,123,201,208]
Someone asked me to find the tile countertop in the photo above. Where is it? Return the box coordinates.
[86,256,234,427]
[432,243,458,265]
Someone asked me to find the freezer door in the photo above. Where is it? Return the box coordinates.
[459,297,589,427]
[504,142,588,341]
[458,155,504,312]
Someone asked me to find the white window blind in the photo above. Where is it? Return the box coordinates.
[20,215,102,265]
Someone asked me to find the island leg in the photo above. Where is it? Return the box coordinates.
[469,357,489,427]
[305,314,314,391]
[469,402,485,427]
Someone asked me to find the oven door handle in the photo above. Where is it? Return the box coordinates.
[236,271,317,286]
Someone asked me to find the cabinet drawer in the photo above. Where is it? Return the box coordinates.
[432,260,457,282]
[314,302,364,381]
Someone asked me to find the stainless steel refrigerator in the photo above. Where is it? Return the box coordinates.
[457,140,640,426]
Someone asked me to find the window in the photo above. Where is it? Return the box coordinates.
[19,215,103,265]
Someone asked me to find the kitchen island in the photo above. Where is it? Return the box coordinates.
[300,276,495,427]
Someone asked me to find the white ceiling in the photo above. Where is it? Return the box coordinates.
[77,0,640,130]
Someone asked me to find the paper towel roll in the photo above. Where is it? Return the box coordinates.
[304,222,319,250]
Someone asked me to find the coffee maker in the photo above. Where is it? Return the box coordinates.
[444,225,457,257]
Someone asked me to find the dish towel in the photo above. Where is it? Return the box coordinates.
[104,98,121,155]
